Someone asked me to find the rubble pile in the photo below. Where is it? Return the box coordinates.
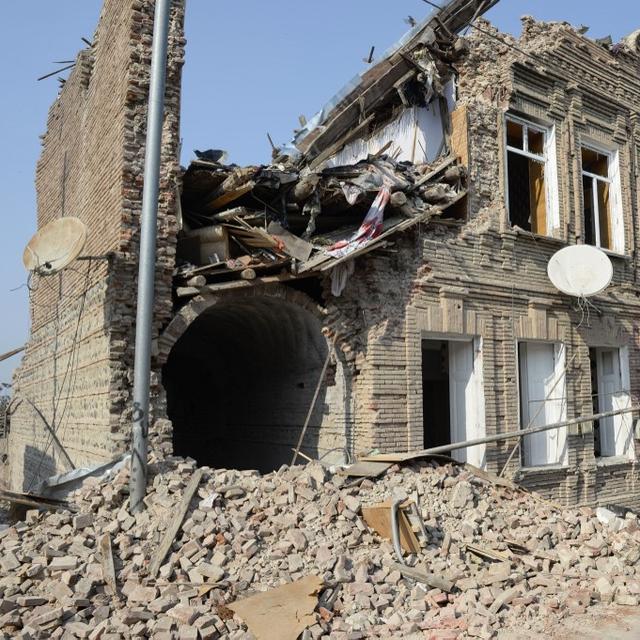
[175,154,467,294]
[1,457,639,639]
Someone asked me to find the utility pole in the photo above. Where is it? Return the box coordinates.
[130,0,173,514]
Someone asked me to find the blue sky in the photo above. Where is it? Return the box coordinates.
[0,0,634,386]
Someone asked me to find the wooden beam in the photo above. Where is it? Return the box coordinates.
[98,533,118,596]
[0,345,24,363]
[204,271,317,293]
[149,468,204,578]
[388,561,455,593]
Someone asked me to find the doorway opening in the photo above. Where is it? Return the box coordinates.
[162,295,330,473]
[421,337,485,467]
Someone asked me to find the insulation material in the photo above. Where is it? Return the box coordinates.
[324,106,445,168]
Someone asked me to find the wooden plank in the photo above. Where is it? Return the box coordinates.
[361,501,421,554]
[204,182,254,212]
[176,286,199,298]
[0,345,24,363]
[267,222,313,262]
[411,156,457,190]
[466,543,510,563]
[308,114,375,170]
[450,107,469,167]
[204,272,316,293]
[0,489,71,512]
[339,461,393,478]
[98,533,118,596]
[302,56,413,160]
[297,251,334,274]
[149,468,204,578]
[320,216,423,271]
[388,561,454,592]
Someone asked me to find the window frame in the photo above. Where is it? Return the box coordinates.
[504,114,560,237]
[580,142,624,254]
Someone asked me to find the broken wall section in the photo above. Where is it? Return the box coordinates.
[10,0,186,491]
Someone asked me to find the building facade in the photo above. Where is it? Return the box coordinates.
[9,0,640,509]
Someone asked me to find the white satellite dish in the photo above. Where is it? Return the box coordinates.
[547,245,613,297]
[22,217,88,276]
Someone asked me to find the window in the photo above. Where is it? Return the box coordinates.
[581,145,623,253]
[518,342,567,467]
[505,116,558,235]
[589,347,633,459]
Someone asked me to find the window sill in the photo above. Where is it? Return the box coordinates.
[518,463,568,473]
[596,247,630,261]
[595,455,634,467]
[509,227,566,244]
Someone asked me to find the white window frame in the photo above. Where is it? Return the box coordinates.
[580,142,624,254]
[517,341,568,468]
[504,114,560,235]
[593,346,634,461]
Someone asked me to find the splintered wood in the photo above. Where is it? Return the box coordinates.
[98,533,118,596]
[361,500,421,554]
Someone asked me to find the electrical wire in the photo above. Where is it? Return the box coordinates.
[25,259,93,492]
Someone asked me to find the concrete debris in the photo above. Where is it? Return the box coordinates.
[0,456,639,638]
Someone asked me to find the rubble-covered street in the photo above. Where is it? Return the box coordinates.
[1,456,640,639]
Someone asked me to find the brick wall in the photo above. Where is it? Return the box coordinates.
[11,6,640,510]
[320,19,640,508]
[9,0,185,491]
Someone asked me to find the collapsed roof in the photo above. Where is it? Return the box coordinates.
[174,0,499,297]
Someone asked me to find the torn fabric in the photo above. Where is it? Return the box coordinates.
[326,187,390,259]
[330,260,355,296]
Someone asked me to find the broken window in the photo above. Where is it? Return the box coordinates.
[505,116,557,235]
[589,347,633,459]
[422,338,485,468]
[518,342,567,467]
[581,146,623,253]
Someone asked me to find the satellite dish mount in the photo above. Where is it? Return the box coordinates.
[23,217,88,276]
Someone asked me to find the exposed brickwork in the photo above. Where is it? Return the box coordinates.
[9,0,185,490]
[10,7,640,509]
[320,19,640,508]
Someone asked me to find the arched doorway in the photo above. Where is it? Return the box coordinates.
[162,290,331,472]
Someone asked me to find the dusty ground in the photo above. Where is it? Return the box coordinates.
[496,605,640,639]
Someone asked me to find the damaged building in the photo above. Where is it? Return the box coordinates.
[7,0,640,509]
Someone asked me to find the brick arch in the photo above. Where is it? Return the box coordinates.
[157,283,353,472]
[157,284,326,366]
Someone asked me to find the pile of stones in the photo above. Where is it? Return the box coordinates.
[0,455,639,639]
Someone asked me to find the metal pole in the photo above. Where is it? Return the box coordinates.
[130,0,172,514]
[364,405,639,461]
